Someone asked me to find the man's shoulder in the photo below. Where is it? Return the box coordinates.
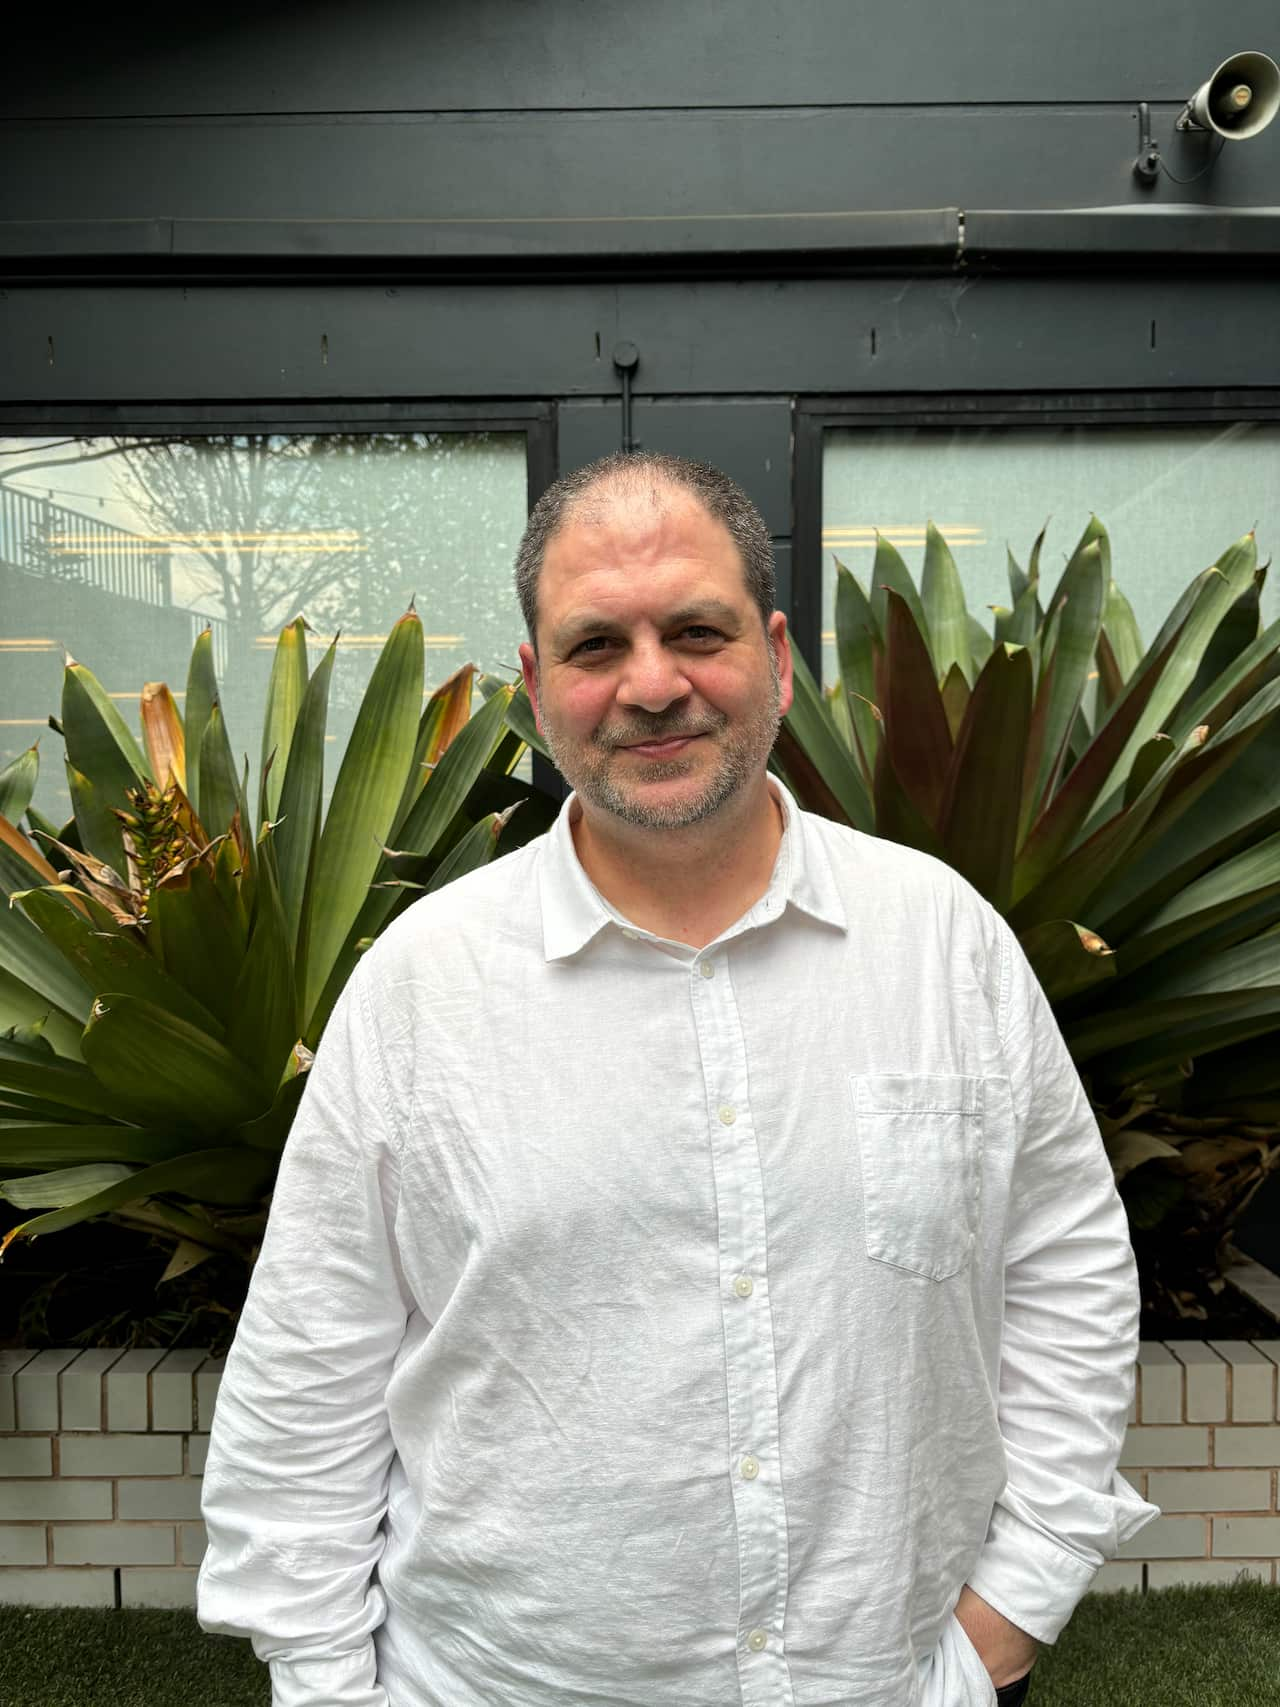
[798,808,1006,1003]
[798,805,987,910]
[359,830,544,978]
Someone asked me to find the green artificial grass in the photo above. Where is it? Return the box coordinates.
[0,1579,1276,1705]
[0,1606,267,1707]
[1026,1579,1279,1707]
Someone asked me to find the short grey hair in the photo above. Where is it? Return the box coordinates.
[514,451,775,647]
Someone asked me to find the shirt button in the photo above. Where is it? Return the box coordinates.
[740,1455,760,1480]
[747,1628,768,1652]
[733,1274,754,1298]
[718,1105,736,1125]
[699,960,715,979]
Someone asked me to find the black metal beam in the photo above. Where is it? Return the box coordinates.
[7,204,1280,282]
[0,211,962,281]
[965,208,1280,264]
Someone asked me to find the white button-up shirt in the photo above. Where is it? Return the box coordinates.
[197,781,1158,1707]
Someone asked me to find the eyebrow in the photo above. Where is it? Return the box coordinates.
[551,599,745,650]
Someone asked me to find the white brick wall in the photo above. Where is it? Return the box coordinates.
[1,1340,1277,1607]
[0,1346,223,1608]
[1113,1339,1280,1590]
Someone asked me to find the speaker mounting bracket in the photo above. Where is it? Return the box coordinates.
[1133,102,1161,185]
[613,341,640,453]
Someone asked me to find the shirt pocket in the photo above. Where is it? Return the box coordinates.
[850,1073,984,1281]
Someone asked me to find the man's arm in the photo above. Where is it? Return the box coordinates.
[962,911,1160,1655]
[953,1583,1039,1688]
[197,963,411,1707]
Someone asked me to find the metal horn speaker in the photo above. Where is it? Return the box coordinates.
[1177,51,1280,139]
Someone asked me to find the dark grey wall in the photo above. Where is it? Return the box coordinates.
[4,0,1279,255]
[9,0,1280,112]
[3,0,1278,673]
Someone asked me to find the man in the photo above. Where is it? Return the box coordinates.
[198,452,1158,1707]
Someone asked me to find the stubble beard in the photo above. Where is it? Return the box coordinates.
[538,652,783,831]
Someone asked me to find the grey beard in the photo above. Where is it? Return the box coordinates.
[539,664,783,832]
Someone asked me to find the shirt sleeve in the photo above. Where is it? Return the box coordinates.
[965,911,1160,1645]
[196,961,412,1707]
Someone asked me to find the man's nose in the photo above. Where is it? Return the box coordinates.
[616,640,691,712]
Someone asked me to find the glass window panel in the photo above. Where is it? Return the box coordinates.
[821,423,1278,686]
[0,431,529,824]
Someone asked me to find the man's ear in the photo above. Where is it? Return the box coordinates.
[518,641,545,735]
[768,612,794,719]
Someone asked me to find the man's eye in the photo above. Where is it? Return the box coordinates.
[681,626,722,641]
[572,636,613,656]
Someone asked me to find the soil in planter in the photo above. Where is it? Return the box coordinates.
[1129,1217,1280,1341]
[1,1212,248,1357]
[1140,1288,1279,1341]
[1233,1170,1280,1275]
[1125,1202,1280,1343]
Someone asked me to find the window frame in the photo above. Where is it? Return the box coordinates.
[0,399,556,508]
[791,388,1280,674]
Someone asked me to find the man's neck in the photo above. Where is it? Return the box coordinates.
[569,779,786,950]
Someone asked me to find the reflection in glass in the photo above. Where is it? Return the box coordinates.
[821,423,1277,687]
[0,432,528,822]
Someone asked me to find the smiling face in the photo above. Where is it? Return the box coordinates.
[518,481,793,833]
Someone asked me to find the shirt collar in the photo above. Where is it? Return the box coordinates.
[538,776,848,962]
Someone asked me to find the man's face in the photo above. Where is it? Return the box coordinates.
[518,484,793,832]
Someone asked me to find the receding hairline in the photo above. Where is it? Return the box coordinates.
[515,449,777,650]
[555,466,722,534]
[531,470,763,644]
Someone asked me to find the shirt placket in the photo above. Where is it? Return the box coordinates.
[691,939,796,1707]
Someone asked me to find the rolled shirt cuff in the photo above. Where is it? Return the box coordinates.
[966,1475,1160,1645]
[267,1645,387,1707]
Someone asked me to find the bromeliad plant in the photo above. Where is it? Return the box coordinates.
[772,518,1280,1314]
[0,613,546,1288]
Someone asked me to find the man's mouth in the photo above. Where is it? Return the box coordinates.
[621,734,703,758]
